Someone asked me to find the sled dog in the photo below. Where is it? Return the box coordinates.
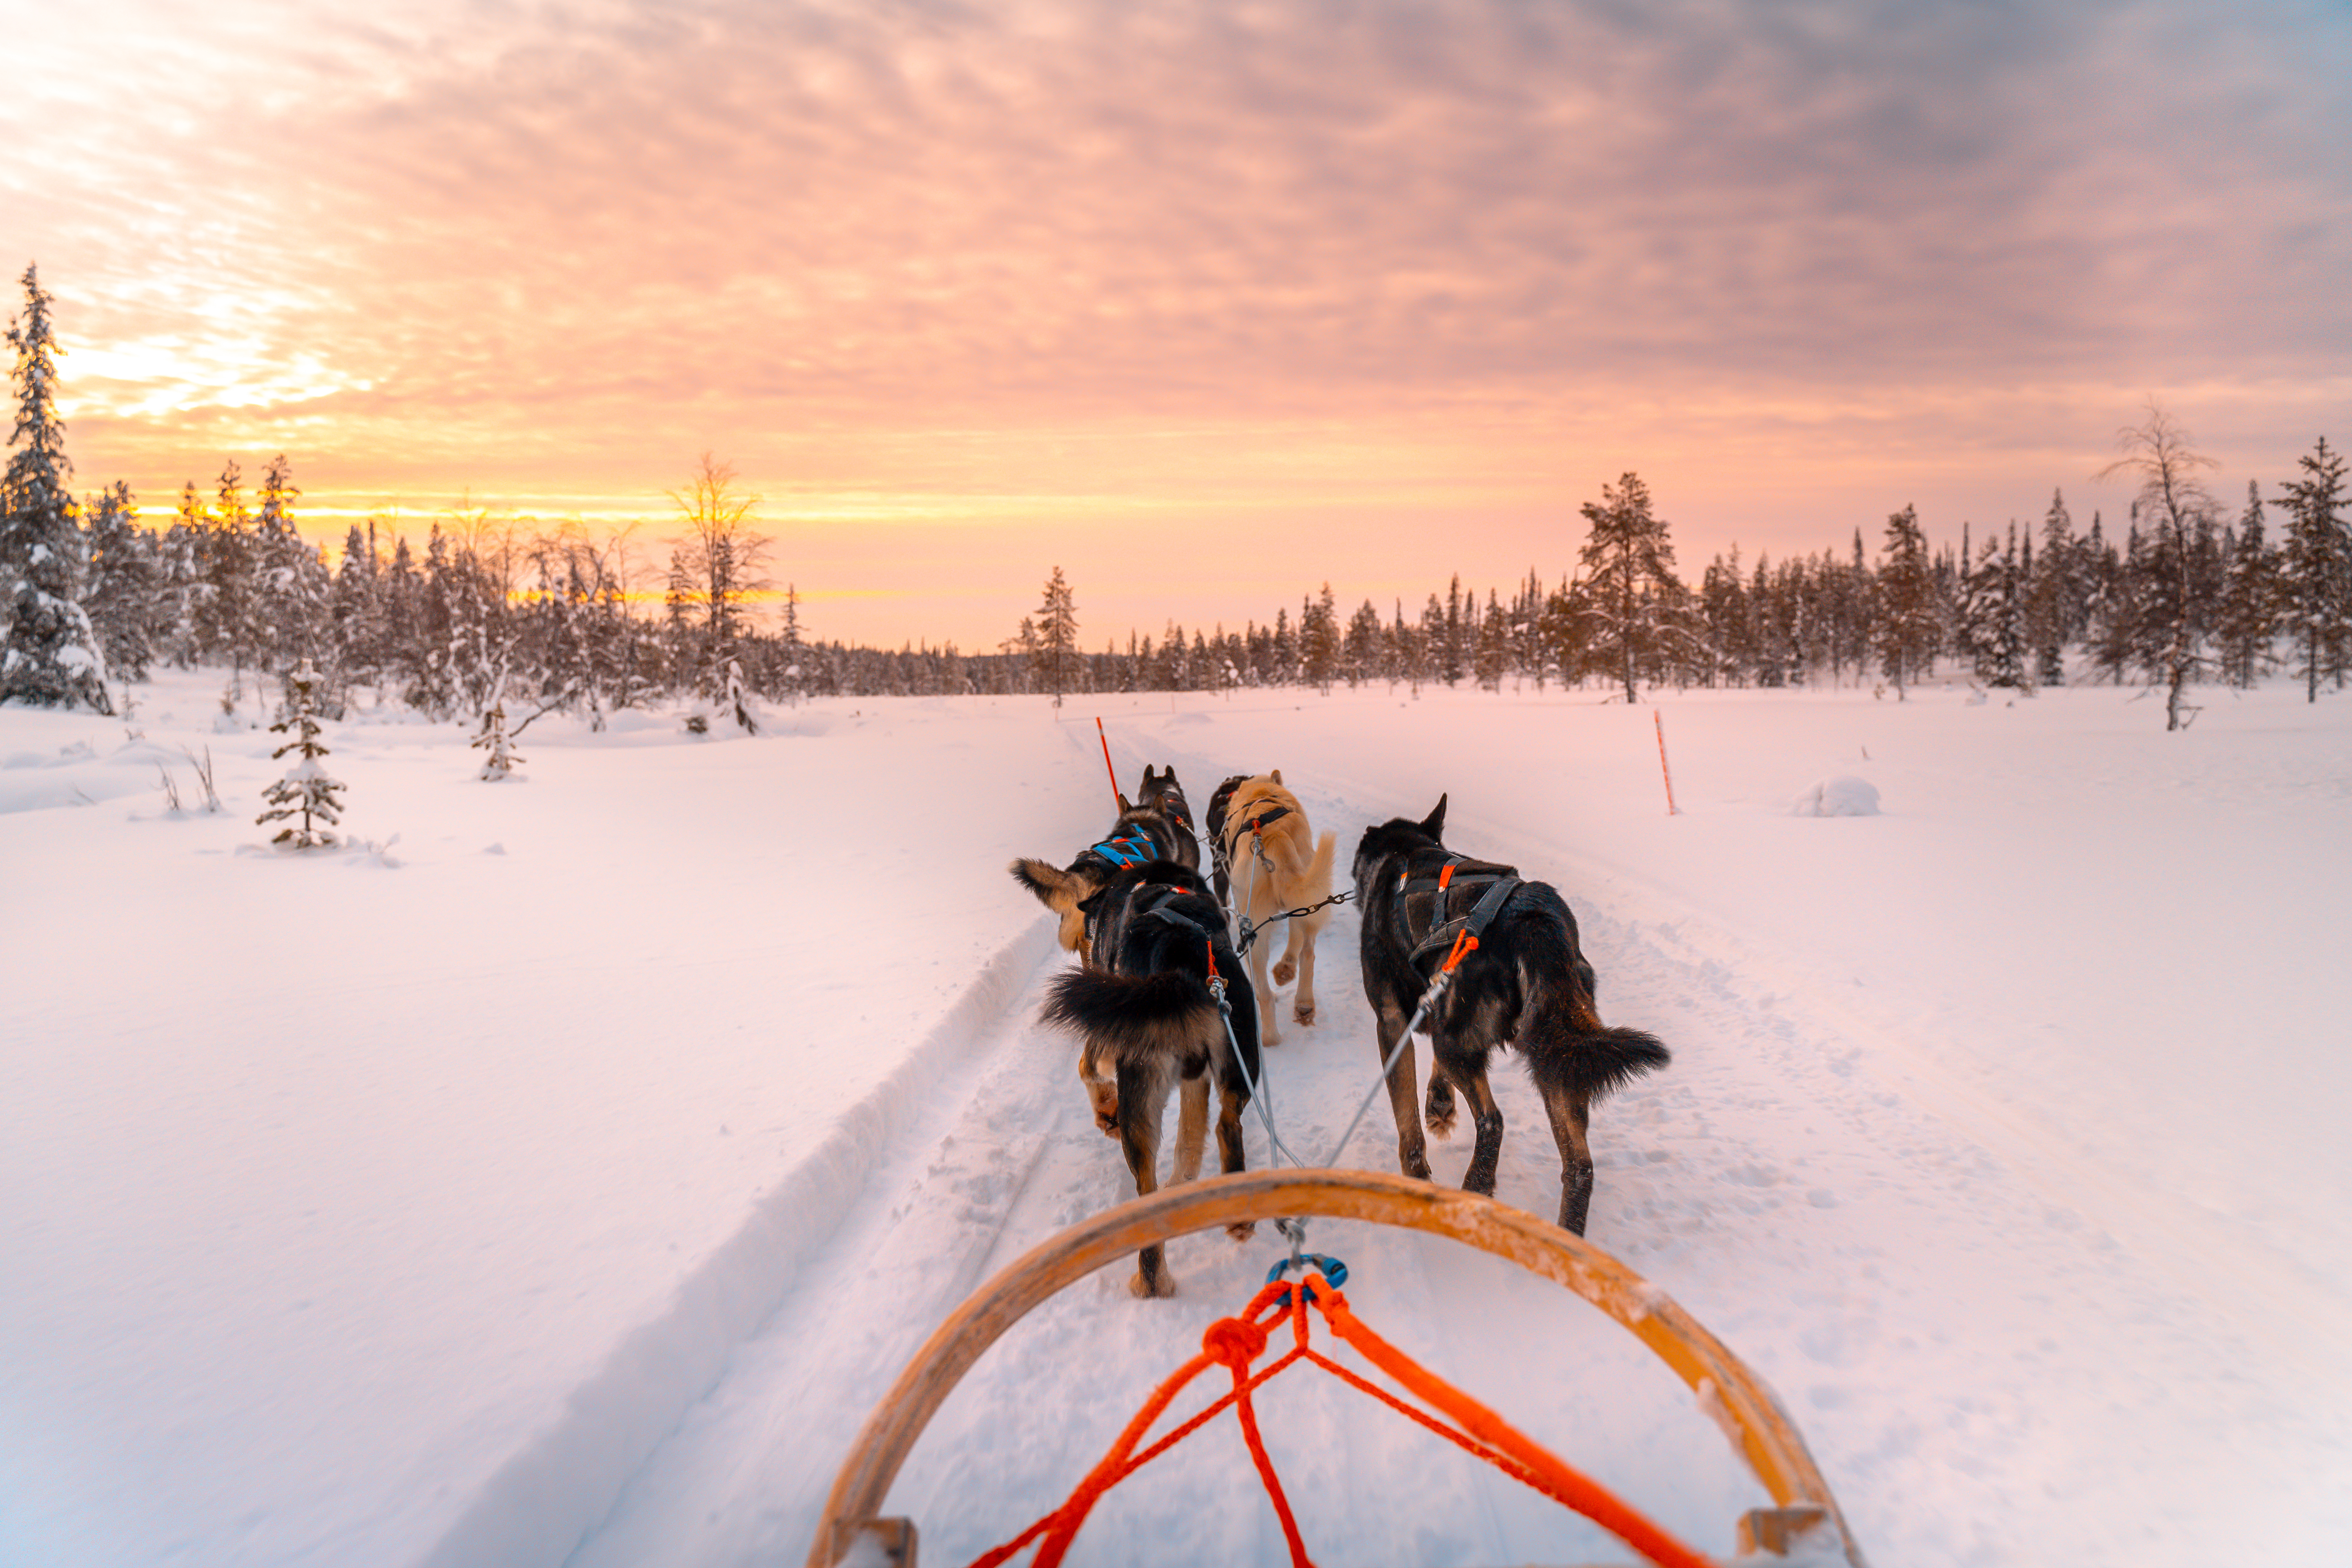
[1217,771,1338,1050]
[1009,764,1200,960]
[1352,796,1669,1235]
[1037,858,1261,1297]
[1202,774,1251,908]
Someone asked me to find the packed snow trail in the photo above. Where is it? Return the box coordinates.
[12,679,2348,1568]
[572,738,2348,1568]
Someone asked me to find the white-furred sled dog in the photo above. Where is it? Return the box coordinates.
[1215,771,1338,1051]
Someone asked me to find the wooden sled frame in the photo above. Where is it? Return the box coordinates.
[810,1168,1864,1567]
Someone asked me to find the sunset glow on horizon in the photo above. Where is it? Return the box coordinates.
[7,0,2346,649]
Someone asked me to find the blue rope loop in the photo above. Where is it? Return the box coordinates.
[1265,1252,1349,1295]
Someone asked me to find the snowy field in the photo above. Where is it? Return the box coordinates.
[5,668,2349,1568]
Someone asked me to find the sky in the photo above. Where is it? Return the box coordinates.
[5,0,2348,650]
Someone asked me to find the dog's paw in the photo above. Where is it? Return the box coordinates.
[1291,1001,1316,1026]
[1271,957,1297,986]
[1226,1220,1258,1241]
[1424,1078,1456,1138]
[1129,1268,1178,1299]
[1096,1112,1120,1137]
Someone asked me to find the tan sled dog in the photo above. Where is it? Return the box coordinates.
[1217,771,1338,1050]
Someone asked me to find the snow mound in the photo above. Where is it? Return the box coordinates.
[1791,776,1881,817]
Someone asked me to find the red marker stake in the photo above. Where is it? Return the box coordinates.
[1654,708,1681,816]
[1096,717,1121,806]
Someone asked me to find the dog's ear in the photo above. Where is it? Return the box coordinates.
[1270,768,1283,785]
[1116,792,1132,813]
[1421,794,1448,840]
[1142,765,1159,786]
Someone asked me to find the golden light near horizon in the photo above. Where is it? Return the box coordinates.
[5,0,2346,650]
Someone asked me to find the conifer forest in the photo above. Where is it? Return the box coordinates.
[6,265,2348,729]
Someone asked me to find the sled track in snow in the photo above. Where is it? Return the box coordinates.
[418,920,1070,1568]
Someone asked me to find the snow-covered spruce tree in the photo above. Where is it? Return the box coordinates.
[1577,471,1684,703]
[2212,481,2281,690]
[1034,565,1080,707]
[1957,523,2029,689]
[1300,581,1341,693]
[2272,436,2350,702]
[257,659,344,848]
[718,654,759,735]
[0,264,112,713]
[1874,504,1938,699]
[1471,586,1507,691]
[2025,490,2077,688]
[84,480,159,683]
[472,700,523,780]
[254,456,331,676]
[196,460,259,689]
[777,583,808,706]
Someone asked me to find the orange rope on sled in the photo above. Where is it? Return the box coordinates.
[963,1271,1713,1568]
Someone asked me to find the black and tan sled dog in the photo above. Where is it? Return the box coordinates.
[1353,795,1669,1235]
[1038,858,1261,1297]
[1009,764,1201,960]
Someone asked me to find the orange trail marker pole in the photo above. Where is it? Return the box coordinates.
[1654,708,1680,816]
[1096,717,1122,806]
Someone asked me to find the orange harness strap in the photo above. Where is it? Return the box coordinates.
[963,1273,1711,1568]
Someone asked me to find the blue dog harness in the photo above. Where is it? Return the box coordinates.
[1088,830,1160,870]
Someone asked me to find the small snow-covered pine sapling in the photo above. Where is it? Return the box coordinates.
[257,659,345,848]
[720,657,759,735]
[472,702,524,780]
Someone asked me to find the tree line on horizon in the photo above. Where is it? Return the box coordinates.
[6,264,2350,732]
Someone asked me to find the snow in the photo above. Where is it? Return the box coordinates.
[1789,777,1880,817]
[4,670,2350,1568]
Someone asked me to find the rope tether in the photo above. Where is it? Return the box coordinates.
[960,1267,1713,1568]
[1317,927,1479,1173]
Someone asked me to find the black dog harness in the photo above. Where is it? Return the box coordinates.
[1089,879,1221,969]
[1392,853,1522,967]
[1221,801,1291,855]
[1148,781,1195,832]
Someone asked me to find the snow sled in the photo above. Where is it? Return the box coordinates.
[808,1168,1866,1568]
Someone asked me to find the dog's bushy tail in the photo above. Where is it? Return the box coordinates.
[1511,894,1670,1102]
[1305,828,1338,899]
[1041,968,1217,1059]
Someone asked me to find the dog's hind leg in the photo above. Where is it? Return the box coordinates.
[1423,1067,1458,1139]
[1171,1067,1209,1185]
[1440,1042,1507,1199]
[1247,924,1282,1049]
[1372,998,1433,1181]
[1537,1082,1597,1236]
[1078,1040,1120,1137]
[1115,1057,1178,1297]
[1215,1080,1256,1240]
[1280,920,1319,1026]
